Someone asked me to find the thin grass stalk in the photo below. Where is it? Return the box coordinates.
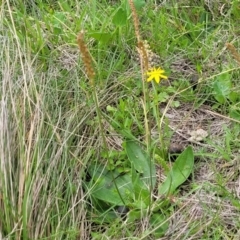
[5,2,27,238]
[77,31,126,205]
[138,44,153,209]
[129,0,153,209]
[139,44,153,213]
[152,84,167,159]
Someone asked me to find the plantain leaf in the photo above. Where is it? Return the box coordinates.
[133,0,146,10]
[158,146,194,195]
[126,141,156,187]
[212,72,232,104]
[89,32,112,44]
[150,213,169,238]
[113,7,127,26]
[88,165,133,205]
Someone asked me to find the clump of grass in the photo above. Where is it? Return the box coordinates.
[0,3,93,239]
[0,40,91,239]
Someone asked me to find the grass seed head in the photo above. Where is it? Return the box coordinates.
[137,40,149,71]
[128,0,140,42]
[77,31,95,84]
[226,42,240,66]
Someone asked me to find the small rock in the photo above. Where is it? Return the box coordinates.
[116,206,129,216]
[169,143,185,154]
[188,129,208,142]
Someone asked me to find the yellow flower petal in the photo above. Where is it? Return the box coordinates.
[146,67,168,84]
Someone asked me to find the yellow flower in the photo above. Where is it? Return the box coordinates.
[146,67,167,84]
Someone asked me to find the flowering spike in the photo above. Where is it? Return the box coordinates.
[77,31,95,85]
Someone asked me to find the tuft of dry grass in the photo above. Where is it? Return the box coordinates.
[0,31,92,240]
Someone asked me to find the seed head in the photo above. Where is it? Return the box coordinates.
[77,31,95,84]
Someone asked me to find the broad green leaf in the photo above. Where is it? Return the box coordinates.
[158,146,194,195]
[88,165,133,205]
[212,73,232,104]
[134,0,146,10]
[113,8,127,26]
[126,141,156,186]
[213,81,226,104]
[91,173,133,205]
[150,213,169,238]
[127,209,142,222]
[228,91,238,103]
[89,32,112,44]
[230,106,240,121]
[131,165,150,204]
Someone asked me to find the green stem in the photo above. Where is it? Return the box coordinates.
[91,85,126,206]
[152,83,167,158]
[140,68,153,211]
